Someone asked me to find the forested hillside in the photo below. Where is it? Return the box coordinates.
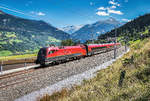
[98,14,150,43]
[0,10,70,55]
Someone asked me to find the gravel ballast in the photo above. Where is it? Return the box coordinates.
[0,46,127,101]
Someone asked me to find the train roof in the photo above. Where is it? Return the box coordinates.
[46,43,120,51]
[88,43,120,48]
[46,45,82,51]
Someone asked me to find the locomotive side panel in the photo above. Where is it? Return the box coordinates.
[45,47,86,64]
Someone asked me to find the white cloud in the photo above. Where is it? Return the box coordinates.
[109,0,120,6]
[96,11,109,16]
[96,8,123,16]
[117,4,120,6]
[122,19,131,22]
[96,0,123,16]
[96,7,123,16]
[98,7,106,10]
[108,9,123,15]
[109,1,117,5]
[111,6,116,9]
[37,12,45,16]
[30,11,46,16]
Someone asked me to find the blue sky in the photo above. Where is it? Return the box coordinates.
[0,0,150,28]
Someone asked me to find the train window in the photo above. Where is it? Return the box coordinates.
[48,50,55,54]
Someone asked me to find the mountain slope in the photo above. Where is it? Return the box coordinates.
[71,18,122,42]
[98,14,150,42]
[0,10,70,54]
[60,25,83,34]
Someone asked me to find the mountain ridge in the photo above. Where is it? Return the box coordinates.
[60,25,84,34]
[0,10,70,54]
[71,17,122,42]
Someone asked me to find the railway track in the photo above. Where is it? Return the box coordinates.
[0,47,119,90]
[0,59,69,89]
[0,63,63,89]
[0,69,36,88]
[0,61,76,89]
[0,69,34,80]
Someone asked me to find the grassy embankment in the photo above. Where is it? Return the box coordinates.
[40,38,150,101]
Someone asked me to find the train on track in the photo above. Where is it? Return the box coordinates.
[36,43,121,66]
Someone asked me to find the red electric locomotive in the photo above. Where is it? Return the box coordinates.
[36,43,120,66]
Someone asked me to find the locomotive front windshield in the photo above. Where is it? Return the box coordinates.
[38,48,47,57]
